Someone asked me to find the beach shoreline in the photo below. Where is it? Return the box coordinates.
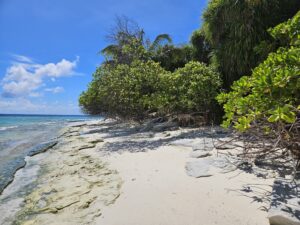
[0,119,296,225]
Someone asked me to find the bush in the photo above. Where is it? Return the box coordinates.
[161,61,222,118]
[217,11,300,161]
[80,60,167,121]
[217,11,300,131]
[79,67,106,115]
[80,60,222,123]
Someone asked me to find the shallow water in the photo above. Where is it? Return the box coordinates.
[0,114,101,193]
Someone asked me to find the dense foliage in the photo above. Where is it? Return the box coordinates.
[79,60,222,121]
[217,11,300,134]
[79,61,164,120]
[152,45,193,72]
[190,29,211,64]
[203,0,300,88]
[80,4,299,142]
[159,62,221,117]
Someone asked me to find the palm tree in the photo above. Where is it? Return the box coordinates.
[100,16,172,65]
[147,34,172,52]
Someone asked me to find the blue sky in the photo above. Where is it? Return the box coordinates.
[0,0,207,115]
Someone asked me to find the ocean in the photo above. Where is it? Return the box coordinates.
[0,114,102,194]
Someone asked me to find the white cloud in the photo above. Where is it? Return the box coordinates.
[29,92,43,98]
[45,86,64,94]
[0,98,81,115]
[11,54,34,63]
[1,56,79,98]
[35,57,79,78]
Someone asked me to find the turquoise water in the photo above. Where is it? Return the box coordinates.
[0,114,101,193]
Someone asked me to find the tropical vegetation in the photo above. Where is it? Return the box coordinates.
[217,12,300,158]
[79,2,300,161]
[202,0,300,88]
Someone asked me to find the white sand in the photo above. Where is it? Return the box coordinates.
[0,120,275,225]
[97,145,273,225]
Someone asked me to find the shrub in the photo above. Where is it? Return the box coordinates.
[217,12,300,159]
[80,60,167,121]
[79,67,106,115]
[160,61,222,119]
[80,60,222,123]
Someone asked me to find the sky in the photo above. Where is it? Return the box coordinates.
[0,0,208,115]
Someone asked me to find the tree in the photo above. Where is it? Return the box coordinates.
[151,44,193,72]
[202,0,300,88]
[100,16,148,65]
[190,29,211,64]
[101,16,172,66]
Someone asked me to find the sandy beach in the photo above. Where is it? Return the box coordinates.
[98,147,273,225]
[0,119,296,225]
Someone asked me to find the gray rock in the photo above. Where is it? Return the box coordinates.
[212,157,231,169]
[185,155,239,178]
[140,118,170,132]
[28,140,58,157]
[139,122,154,132]
[212,157,237,173]
[172,139,196,147]
[152,121,178,132]
[190,151,212,158]
[185,159,214,178]
[268,178,300,225]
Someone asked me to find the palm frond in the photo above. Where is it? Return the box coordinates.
[100,45,119,57]
[150,34,173,51]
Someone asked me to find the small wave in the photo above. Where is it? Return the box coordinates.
[0,126,18,131]
[66,119,86,122]
[39,122,57,125]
